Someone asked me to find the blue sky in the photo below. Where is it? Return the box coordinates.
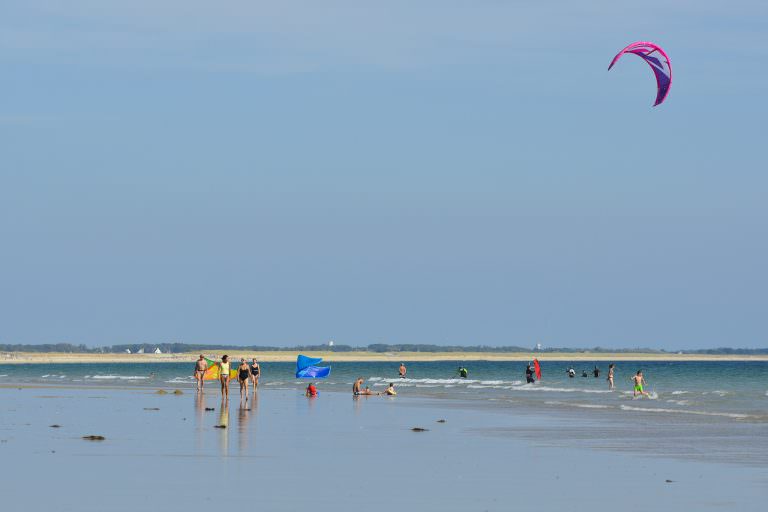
[1,1,766,348]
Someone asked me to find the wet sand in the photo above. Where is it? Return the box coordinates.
[0,387,765,511]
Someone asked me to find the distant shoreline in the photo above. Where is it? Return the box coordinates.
[1,351,767,364]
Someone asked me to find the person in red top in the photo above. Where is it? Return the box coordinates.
[305,383,318,397]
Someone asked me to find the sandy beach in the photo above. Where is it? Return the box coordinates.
[3,351,767,364]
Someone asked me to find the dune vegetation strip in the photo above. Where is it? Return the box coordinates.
[1,351,767,364]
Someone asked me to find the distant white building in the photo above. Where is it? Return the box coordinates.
[125,349,131,354]
[154,348,162,354]
[328,340,334,347]
[137,348,145,354]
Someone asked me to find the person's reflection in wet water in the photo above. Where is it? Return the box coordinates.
[218,397,229,456]
[194,391,207,452]
[237,396,254,452]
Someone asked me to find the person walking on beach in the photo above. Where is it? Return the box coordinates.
[194,355,208,392]
[250,358,260,389]
[631,370,649,397]
[237,359,252,401]
[607,364,615,390]
[399,363,407,379]
[218,355,231,399]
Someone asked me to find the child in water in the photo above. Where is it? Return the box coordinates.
[384,383,397,396]
[631,370,649,397]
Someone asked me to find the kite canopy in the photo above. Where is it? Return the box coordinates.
[533,359,542,381]
[296,354,331,379]
[608,41,672,106]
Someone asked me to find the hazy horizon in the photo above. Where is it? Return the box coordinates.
[2,1,766,349]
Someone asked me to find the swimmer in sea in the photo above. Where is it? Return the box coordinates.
[194,355,208,392]
[631,370,649,397]
[458,367,468,378]
[237,359,252,401]
[384,383,397,396]
[607,363,615,390]
[525,364,535,384]
[399,363,407,379]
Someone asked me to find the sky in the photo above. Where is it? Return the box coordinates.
[1,1,767,349]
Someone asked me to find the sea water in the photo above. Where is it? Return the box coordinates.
[1,360,766,421]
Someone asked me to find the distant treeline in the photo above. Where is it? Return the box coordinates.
[0,343,102,353]
[2,342,767,355]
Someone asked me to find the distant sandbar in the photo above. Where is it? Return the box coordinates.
[1,351,766,364]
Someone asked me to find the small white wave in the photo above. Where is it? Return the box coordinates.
[368,377,481,384]
[0,374,7,377]
[665,399,690,406]
[511,384,612,394]
[164,377,194,384]
[88,375,149,380]
[545,400,611,410]
[671,391,689,395]
[620,404,749,419]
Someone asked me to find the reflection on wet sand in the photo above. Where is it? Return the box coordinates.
[194,391,207,451]
[218,398,229,456]
[237,391,258,451]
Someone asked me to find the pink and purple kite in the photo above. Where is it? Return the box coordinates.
[608,41,672,107]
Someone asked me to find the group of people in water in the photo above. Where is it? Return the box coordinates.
[194,354,261,400]
[350,377,397,397]
[194,356,650,400]
[561,363,648,396]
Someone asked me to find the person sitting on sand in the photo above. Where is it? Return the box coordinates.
[353,377,363,396]
[305,382,318,397]
[194,355,208,392]
[218,355,231,399]
[399,363,407,379]
[237,359,252,401]
[631,370,649,397]
[384,383,397,396]
[250,358,260,390]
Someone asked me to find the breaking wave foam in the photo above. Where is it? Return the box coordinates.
[620,404,750,419]
[87,375,149,381]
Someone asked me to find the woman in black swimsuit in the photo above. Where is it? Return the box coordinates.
[237,359,251,401]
